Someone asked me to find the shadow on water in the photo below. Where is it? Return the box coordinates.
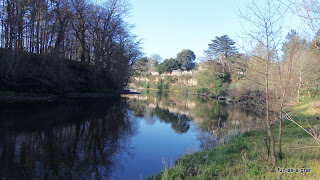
[0,97,138,179]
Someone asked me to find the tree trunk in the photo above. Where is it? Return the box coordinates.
[307,81,311,98]
[278,92,285,160]
[80,30,86,62]
[266,46,276,169]
[297,70,302,103]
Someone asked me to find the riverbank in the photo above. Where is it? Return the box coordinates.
[148,100,320,179]
[128,87,239,103]
[0,90,139,104]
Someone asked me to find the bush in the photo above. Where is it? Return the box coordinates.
[310,87,320,98]
[196,87,209,94]
[228,80,252,98]
[143,82,150,89]
[231,73,243,82]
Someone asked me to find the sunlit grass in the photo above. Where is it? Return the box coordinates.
[287,99,320,117]
[148,101,320,179]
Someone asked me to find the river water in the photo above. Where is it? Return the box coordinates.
[0,91,262,179]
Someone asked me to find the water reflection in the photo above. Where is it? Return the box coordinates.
[153,107,191,134]
[0,98,137,179]
[0,92,262,179]
[124,91,262,148]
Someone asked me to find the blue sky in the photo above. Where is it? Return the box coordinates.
[127,0,303,61]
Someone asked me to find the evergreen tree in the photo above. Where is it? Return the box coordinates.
[205,35,237,60]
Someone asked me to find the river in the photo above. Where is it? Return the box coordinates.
[0,91,262,179]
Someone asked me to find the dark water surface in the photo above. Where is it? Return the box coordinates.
[0,91,261,179]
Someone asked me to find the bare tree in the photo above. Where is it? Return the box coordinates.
[239,0,286,168]
[71,0,90,63]
[0,0,141,90]
[274,30,301,159]
[51,0,72,56]
[281,0,320,48]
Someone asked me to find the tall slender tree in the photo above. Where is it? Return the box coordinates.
[240,0,285,168]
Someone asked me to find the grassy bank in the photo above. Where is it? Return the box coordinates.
[148,100,320,179]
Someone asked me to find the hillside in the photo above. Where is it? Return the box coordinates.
[0,48,117,95]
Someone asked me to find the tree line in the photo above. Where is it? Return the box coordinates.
[134,49,196,76]
[0,0,141,92]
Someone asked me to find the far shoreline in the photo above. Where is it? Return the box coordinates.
[0,90,140,104]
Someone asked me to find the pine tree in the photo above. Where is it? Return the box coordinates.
[206,35,237,60]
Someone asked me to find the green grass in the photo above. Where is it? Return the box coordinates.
[148,101,320,180]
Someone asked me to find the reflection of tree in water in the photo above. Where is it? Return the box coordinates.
[0,98,137,179]
[153,107,190,134]
[127,96,191,134]
[125,91,262,149]
[126,97,158,125]
[192,101,228,148]
[126,98,147,117]
[194,101,228,136]
[194,101,262,148]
